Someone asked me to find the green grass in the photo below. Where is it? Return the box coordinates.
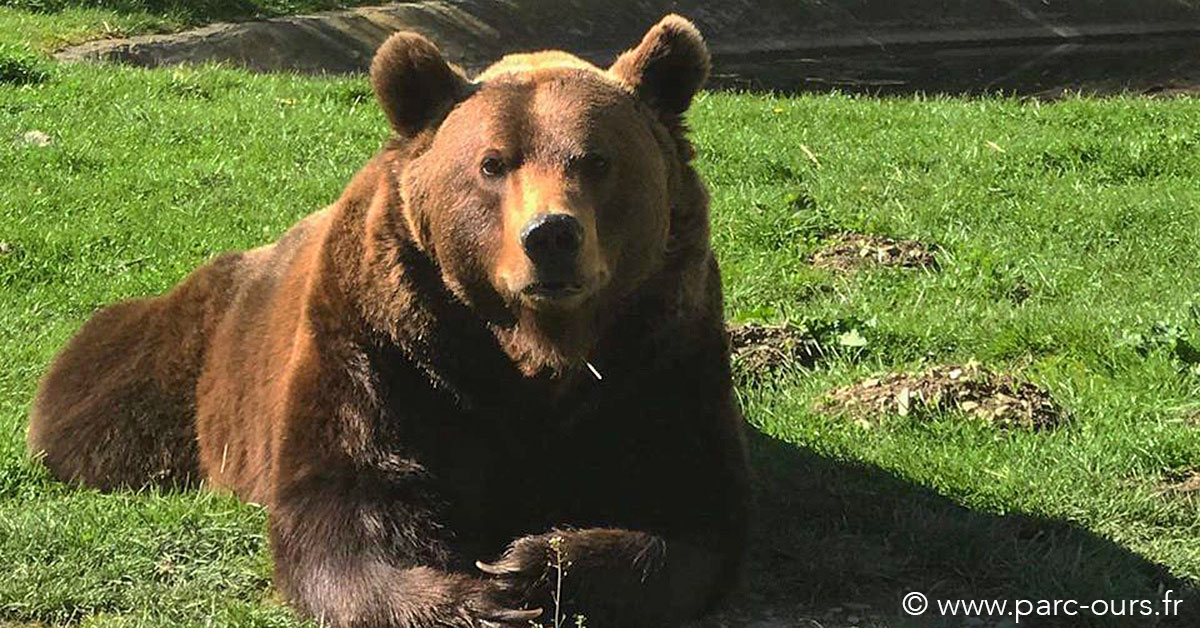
[5,57,1200,628]
[705,92,1200,610]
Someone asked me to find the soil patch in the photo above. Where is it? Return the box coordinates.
[810,232,936,273]
[1159,470,1200,495]
[14,130,52,148]
[821,362,1064,430]
[728,323,823,373]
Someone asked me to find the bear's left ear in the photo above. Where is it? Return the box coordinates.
[371,32,470,138]
[608,14,710,116]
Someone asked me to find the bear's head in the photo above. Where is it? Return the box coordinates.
[370,15,710,377]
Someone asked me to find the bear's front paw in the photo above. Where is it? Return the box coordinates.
[475,532,562,598]
[462,581,544,628]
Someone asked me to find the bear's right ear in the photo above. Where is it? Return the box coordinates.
[370,32,469,138]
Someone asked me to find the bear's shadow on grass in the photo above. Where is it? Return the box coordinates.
[731,430,1199,627]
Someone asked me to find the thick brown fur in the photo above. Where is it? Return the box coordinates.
[28,14,748,628]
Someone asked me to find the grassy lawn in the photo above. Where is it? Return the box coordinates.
[5,6,1200,628]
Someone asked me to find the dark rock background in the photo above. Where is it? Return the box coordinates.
[53,0,1200,97]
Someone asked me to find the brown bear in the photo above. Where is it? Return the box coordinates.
[27,15,749,628]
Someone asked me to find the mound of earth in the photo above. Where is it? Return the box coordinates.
[811,232,936,272]
[1159,470,1200,495]
[728,323,823,373]
[821,362,1063,430]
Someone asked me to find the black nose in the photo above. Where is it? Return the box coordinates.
[520,213,583,267]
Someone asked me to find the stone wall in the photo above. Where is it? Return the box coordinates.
[55,0,1200,77]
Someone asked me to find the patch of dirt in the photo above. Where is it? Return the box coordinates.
[1159,470,1200,495]
[821,362,1064,430]
[728,323,822,372]
[14,130,52,148]
[811,232,936,273]
[1006,277,1032,305]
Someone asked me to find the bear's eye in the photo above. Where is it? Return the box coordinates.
[480,154,507,179]
[570,153,611,179]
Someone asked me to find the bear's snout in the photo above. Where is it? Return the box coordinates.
[520,213,583,270]
[518,212,589,301]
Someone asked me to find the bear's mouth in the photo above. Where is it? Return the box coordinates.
[522,281,585,300]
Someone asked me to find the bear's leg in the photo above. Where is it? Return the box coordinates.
[270,476,544,628]
[477,528,730,628]
[29,253,242,490]
[27,298,202,490]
